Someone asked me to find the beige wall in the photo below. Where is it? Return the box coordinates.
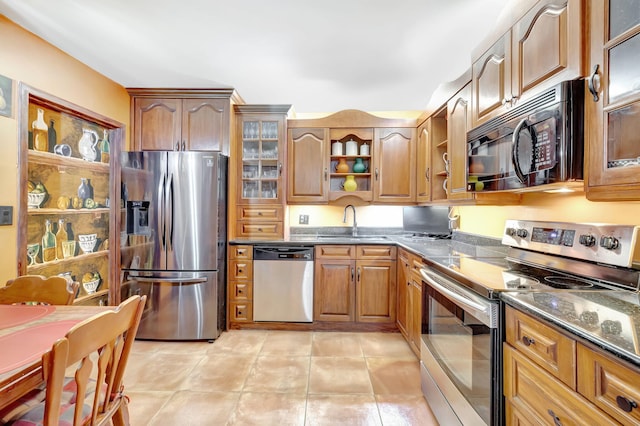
[0,16,130,283]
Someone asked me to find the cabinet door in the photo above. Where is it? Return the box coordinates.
[396,251,410,338]
[408,277,422,356]
[472,32,512,127]
[586,0,640,200]
[356,259,396,323]
[373,127,416,203]
[133,98,182,151]
[511,0,583,100]
[287,128,329,203]
[447,83,474,201]
[182,98,229,151]
[416,121,431,203]
[314,259,355,321]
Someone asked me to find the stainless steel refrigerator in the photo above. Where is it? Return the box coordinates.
[120,151,227,341]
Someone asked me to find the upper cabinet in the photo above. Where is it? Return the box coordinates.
[18,84,124,306]
[232,105,290,239]
[287,110,416,205]
[585,0,640,200]
[472,0,584,128]
[128,88,243,154]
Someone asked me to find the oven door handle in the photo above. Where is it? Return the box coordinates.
[420,268,497,328]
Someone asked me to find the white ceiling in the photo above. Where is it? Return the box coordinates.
[1,0,509,114]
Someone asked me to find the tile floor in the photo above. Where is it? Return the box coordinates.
[124,330,439,425]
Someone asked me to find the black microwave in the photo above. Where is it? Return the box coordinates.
[466,80,584,192]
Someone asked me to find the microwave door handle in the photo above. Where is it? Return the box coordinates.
[512,118,535,184]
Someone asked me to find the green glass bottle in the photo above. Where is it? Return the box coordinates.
[41,219,57,262]
[100,129,110,163]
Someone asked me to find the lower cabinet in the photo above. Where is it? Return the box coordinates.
[314,245,396,323]
[505,306,639,425]
[396,248,422,357]
[228,245,253,324]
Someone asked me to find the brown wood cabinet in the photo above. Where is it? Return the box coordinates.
[396,248,422,356]
[585,0,640,201]
[128,89,241,154]
[447,83,474,202]
[287,128,329,203]
[287,110,416,205]
[314,245,396,323]
[232,105,290,239]
[504,306,634,425]
[472,0,584,128]
[228,245,253,324]
[373,127,416,203]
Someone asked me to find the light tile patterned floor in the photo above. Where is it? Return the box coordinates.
[124,330,439,425]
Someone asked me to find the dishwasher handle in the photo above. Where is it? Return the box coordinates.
[253,246,314,260]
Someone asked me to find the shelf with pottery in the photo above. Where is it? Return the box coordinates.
[19,84,124,306]
[329,137,373,201]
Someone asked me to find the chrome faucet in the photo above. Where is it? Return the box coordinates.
[343,204,357,236]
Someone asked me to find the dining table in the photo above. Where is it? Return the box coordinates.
[0,303,114,412]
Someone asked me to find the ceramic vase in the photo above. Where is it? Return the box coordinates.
[342,175,357,192]
[353,158,367,173]
[78,178,93,201]
[335,157,349,173]
[32,108,48,152]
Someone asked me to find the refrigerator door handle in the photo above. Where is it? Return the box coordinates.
[159,173,167,249]
[168,172,175,250]
[132,276,208,284]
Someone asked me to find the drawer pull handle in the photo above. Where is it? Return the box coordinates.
[522,336,535,346]
[547,409,562,426]
[616,396,638,412]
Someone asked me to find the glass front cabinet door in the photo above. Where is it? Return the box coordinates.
[18,85,124,305]
[587,0,640,200]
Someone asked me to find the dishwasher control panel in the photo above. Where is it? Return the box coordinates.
[253,246,314,260]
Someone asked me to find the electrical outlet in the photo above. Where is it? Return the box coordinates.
[299,214,309,225]
[0,206,12,225]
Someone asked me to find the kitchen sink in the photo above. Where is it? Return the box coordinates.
[316,235,389,241]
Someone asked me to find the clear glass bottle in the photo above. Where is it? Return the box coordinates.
[100,129,110,163]
[41,219,56,262]
[32,108,48,152]
[55,218,68,260]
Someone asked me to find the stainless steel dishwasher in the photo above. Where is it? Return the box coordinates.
[253,245,314,322]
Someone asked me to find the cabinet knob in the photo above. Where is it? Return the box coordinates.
[522,336,535,346]
[588,64,601,102]
[375,168,379,180]
[426,167,430,182]
[279,162,282,175]
[182,141,186,151]
[616,396,638,412]
[547,409,562,426]
[175,141,180,151]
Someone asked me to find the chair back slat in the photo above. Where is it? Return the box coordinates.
[0,275,78,305]
[39,295,146,426]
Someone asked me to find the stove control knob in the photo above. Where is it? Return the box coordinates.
[579,234,596,247]
[600,235,620,250]
[505,227,517,237]
[516,229,528,238]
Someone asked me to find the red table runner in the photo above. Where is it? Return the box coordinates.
[0,320,79,374]
[0,305,55,329]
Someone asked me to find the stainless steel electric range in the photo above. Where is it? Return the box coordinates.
[418,220,640,426]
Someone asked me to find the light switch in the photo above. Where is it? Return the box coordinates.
[0,206,13,225]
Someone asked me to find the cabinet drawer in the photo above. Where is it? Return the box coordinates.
[229,259,253,281]
[504,344,618,426]
[229,301,253,322]
[236,222,283,238]
[357,245,396,260]
[577,343,640,425]
[238,205,283,221]
[230,245,252,260]
[316,245,356,259]
[229,281,252,302]
[506,306,576,388]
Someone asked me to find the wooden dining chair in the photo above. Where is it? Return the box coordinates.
[0,275,78,305]
[7,295,146,426]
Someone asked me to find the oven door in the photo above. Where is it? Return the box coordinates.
[419,268,501,426]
